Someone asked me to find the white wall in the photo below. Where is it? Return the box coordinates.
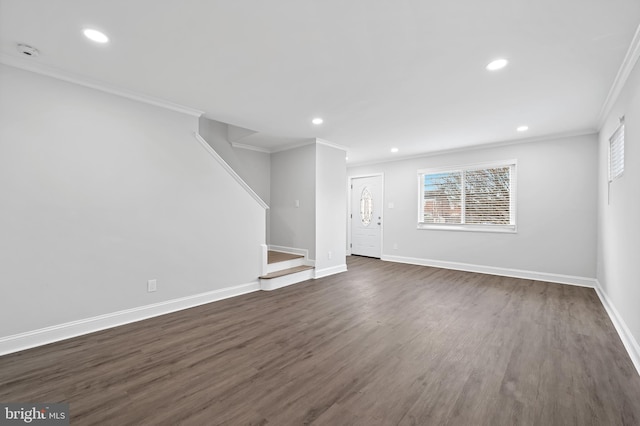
[198,117,271,205]
[198,117,271,242]
[315,143,347,275]
[348,134,598,280]
[597,57,640,347]
[0,65,265,337]
[270,144,316,259]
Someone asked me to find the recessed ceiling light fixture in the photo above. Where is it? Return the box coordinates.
[517,125,529,132]
[390,147,399,153]
[17,43,39,57]
[83,28,109,44]
[486,58,508,71]
[312,117,323,125]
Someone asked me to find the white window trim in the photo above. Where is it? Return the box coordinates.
[417,159,517,233]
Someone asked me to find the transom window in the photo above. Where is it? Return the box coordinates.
[418,160,517,232]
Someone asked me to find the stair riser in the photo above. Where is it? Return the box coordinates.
[260,270,315,291]
[266,258,307,274]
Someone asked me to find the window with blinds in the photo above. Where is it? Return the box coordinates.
[609,121,625,182]
[418,160,516,232]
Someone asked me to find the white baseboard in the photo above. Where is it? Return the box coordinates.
[381,255,597,288]
[314,264,348,279]
[0,281,260,356]
[594,280,640,377]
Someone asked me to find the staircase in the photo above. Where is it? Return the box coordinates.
[260,250,314,291]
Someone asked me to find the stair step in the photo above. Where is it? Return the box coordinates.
[260,265,314,279]
[268,250,303,264]
[266,258,306,274]
[260,265,315,291]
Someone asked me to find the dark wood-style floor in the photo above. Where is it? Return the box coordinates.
[1,256,639,425]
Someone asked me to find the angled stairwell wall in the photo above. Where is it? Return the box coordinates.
[0,64,267,353]
[198,117,271,242]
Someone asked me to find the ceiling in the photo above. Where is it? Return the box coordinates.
[1,0,639,164]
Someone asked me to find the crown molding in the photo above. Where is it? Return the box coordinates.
[269,138,348,154]
[230,142,272,153]
[347,128,597,168]
[316,138,349,152]
[270,139,316,153]
[0,53,204,118]
[597,23,640,129]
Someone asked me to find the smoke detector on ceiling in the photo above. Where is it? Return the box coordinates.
[17,44,39,57]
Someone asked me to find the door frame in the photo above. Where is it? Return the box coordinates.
[347,173,384,256]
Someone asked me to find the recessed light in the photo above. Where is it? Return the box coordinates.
[17,44,39,57]
[83,28,109,44]
[486,58,508,71]
[517,125,529,132]
[312,118,323,125]
[390,147,399,153]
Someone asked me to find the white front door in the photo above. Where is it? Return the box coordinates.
[350,175,382,258]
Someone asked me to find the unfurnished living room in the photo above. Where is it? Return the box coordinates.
[1,1,639,425]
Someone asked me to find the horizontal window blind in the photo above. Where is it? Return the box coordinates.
[609,123,625,182]
[465,166,511,225]
[423,172,462,224]
[419,161,516,231]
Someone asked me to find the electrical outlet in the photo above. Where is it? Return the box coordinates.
[147,279,157,292]
[328,251,333,259]
[393,243,398,250]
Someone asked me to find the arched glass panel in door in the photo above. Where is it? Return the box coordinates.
[360,187,373,226]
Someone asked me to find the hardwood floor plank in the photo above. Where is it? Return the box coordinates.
[1,256,639,425]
